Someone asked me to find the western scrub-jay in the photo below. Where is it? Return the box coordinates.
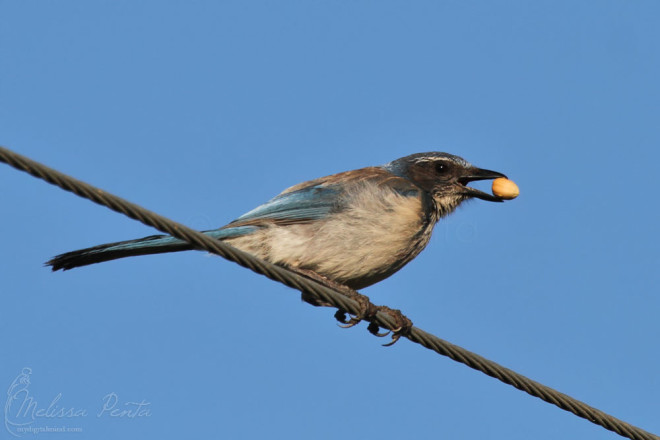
[47,152,510,291]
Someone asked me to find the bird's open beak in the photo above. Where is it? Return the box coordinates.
[458,167,507,202]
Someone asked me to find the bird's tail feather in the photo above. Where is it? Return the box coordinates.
[46,235,193,271]
[46,226,257,272]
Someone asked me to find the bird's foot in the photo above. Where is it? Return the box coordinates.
[293,268,411,345]
[333,293,378,329]
[367,306,413,346]
[293,268,376,328]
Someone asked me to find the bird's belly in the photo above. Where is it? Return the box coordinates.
[226,195,433,289]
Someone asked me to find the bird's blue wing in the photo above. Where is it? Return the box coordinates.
[225,184,342,227]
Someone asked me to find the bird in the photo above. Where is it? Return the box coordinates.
[47,152,510,290]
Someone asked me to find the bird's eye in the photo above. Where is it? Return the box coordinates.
[435,162,450,174]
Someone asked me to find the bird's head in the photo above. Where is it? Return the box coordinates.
[384,152,507,217]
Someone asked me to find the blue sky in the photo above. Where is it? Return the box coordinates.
[1,1,658,439]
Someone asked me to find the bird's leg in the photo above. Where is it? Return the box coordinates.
[292,268,377,329]
[367,306,413,346]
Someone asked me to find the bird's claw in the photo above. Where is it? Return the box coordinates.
[342,306,412,346]
[382,333,403,347]
[334,310,361,328]
[332,290,378,326]
[367,321,391,337]
[370,306,413,347]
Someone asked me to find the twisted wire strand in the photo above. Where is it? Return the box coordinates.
[0,146,656,440]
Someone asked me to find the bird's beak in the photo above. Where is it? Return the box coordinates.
[458,167,508,202]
